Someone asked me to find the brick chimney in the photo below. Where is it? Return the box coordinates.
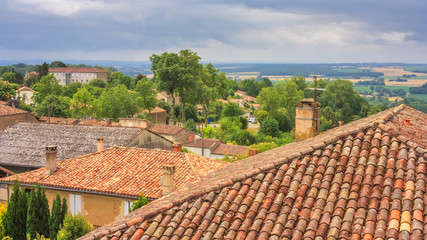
[97,137,104,152]
[172,143,182,152]
[162,165,176,196]
[44,145,57,175]
[189,133,194,142]
[295,98,320,141]
[248,148,258,157]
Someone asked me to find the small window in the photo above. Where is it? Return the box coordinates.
[69,194,81,215]
[124,201,134,215]
[81,74,84,76]
[91,74,94,77]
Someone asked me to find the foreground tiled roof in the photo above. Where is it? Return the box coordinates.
[0,122,142,168]
[0,104,28,116]
[148,124,186,135]
[81,105,427,240]
[0,147,228,199]
[49,67,108,73]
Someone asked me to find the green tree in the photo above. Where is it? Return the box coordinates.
[184,119,197,132]
[88,78,106,88]
[35,62,49,79]
[0,81,17,101]
[259,117,282,138]
[130,192,149,213]
[262,77,273,88]
[49,194,66,240]
[0,203,7,239]
[49,61,66,68]
[135,78,157,112]
[62,82,83,98]
[33,74,63,105]
[56,214,92,240]
[222,103,243,117]
[71,87,94,119]
[27,185,50,239]
[94,85,138,121]
[60,198,67,226]
[108,71,124,85]
[1,72,24,85]
[4,180,28,240]
[26,187,38,239]
[36,95,71,118]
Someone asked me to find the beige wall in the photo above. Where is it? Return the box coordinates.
[120,118,153,128]
[0,113,38,132]
[2,185,136,227]
[128,130,173,150]
[52,72,108,86]
[295,100,320,141]
[149,111,166,124]
[17,90,34,105]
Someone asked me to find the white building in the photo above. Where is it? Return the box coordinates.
[49,67,108,86]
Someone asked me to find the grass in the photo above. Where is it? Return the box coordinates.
[408,94,427,101]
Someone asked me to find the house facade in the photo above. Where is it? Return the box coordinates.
[16,86,35,105]
[49,67,108,86]
[0,147,228,227]
[183,138,258,159]
[156,92,181,105]
[0,103,38,132]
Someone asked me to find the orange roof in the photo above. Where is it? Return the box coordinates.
[211,143,250,156]
[18,86,35,92]
[0,147,229,199]
[0,104,28,116]
[0,100,7,105]
[49,67,108,73]
[39,117,121,127]
[142,106,166,114]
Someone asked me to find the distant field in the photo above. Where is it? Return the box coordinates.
[333,68,365,73]
[372,67,427,77]
[408,94,427,101]
[385,79,427,87]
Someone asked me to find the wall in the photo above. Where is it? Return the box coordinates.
[173,129,193,144]
[128,129,173,150]
[0,113,38,132]
[149,111,166,124]
[183,146,212,158]
[17,90,34,105]
[2,185,136,227]
[119,118,153,128]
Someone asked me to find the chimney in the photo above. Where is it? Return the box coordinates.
[169,118,174,126]
[248,148,258,157]
[44,145,57,175]
[162,165,176,196]
[404,119,411,126]
[189,133,194,142]
[172,143,182,152]
[295,98,320,141]
[97,137,104,152]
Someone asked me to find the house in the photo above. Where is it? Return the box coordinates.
[156,91,180,105]
[49,67,108,86]
[141,106,167,124]
[147,123,195,144]
[235,90,257,102]
[39,116,122,127]
[0,103,38,131]
[16,86,35,105]
[0,147,228,227]
[0,122,172,173]
[81,104,427,240]
[183,138,258,159]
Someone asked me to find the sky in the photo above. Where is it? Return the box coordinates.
[1,0,426,63]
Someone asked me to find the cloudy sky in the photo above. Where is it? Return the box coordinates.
[1,0,426,63]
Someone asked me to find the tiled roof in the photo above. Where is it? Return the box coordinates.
[212,144,250,156]
[49,67,108,73]
[18,86,35,92]
[142,106,166,114]
[0,122,142,168]
[0,147,228,199]
[0,104,28,116]
[80,105,427,240]
[183,139,222,150]
[148,124,186,136]
[39,117,121,126]
[0,100,7,105]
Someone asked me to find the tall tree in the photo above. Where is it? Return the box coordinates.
[33,74,63,105]
[27,185,50,238]
[71,87,94,119]
[35,62,50,79]
[4,180,27,240]
[135,78,157,112]
[1,72,24,85]
[49,194,65,240]
[49,61,66,68]
[26,187,38,239]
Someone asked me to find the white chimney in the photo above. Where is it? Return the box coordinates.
[97,137,104,152]
[44,145,57,175]
[162,165,176,196]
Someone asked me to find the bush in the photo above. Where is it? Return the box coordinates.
[0,203,6,239]
[57,214,92,240]
[130,192,149,213]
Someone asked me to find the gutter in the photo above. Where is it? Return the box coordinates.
[0,181,156,201]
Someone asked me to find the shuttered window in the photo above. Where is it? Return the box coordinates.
[69,194,82,215]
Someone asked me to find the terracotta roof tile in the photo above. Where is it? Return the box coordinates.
[0,104,28,116]
[80,105,427,239]
[0,147,228,199]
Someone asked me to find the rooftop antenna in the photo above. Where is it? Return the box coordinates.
[306,75,325,102]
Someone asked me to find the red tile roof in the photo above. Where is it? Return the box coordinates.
[147,124,186,135]
[49,67,108,73]
[0,100,7,105]
[0,104,28,116]
[39,117,121,127]
[18,86,35,92]
[80,105,427,240]
[0,147,228,199]
[211,143,250,156]
[142,106,166,114]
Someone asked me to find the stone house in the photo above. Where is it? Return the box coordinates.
[0,103,38,131]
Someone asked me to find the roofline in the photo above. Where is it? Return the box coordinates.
[0,181,157,201]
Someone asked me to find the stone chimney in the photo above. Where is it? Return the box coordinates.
[162,165,176,196]
[44,145,57,175]
[97,137,104,152]
[295,98,320,141]
[172,143,182,152]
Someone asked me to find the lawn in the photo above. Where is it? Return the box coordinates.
[408,94,427,101]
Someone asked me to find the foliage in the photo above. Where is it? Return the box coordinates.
[135,78,157,112]
[27,185,50,239]
[238,78,263,97]
[35,62,49,79]
[0,203,6,239]
[108,71,124,85]
[71,87,94,119]
[36,95,71,118]
[259,117,282,138]
[94,84,138,121]
[49,194,66,240]
[56,214,92,240]
[62,82,83,98]
[202,126,219,138]
[0,81,17,101]
[49,61,67,68]
[250,142,278,153]
[1,72,24,85]
[88,78,106,88]
[4,180,28,240]
[130,193,149,213]
[221,103,243,117]
[33,74,63,105]
[184,119,197,132]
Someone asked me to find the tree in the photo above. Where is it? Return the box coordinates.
[151,49,204,122]
[0,81,17,101]
[135,78,157,112]
[33,74,63,105]
[49,194,66,240]
[130,192,149,213]
[94,84,138,121]
[35,62,49,79]
[88,78,106,88]
[27,185,50,239]
[36,95,71,118]
[262,77,273,88]
[26,187,38,239]
[49,61,66,68]
[0,203,7,239]
[108,71,124,85]
[1,72,24,85]
[259,117,282,138]
[4,180,27,240]
[222,103,243,117]
[56,214,92,240]
[60,198,67,226]
[71,87,94,119]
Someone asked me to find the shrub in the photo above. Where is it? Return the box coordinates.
[130,192,149,213]
[57,214,92,240]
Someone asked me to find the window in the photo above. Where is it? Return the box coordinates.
[91,74,94,77]
[86,74,89,77]
[69,194,81,215]
[124,201,134,215]
[81,74,84,76]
